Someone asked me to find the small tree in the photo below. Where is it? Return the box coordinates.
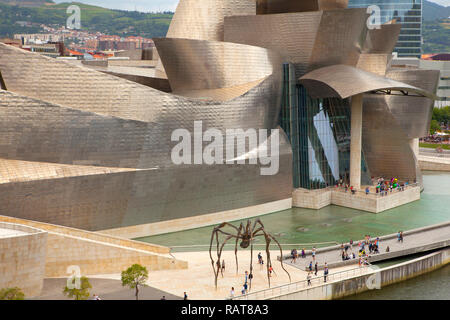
[0,287,25,300]
[63,276,92,300]
[121,264,148,300]
[430,119,441,135]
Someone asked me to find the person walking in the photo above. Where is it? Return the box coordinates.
[230,287,235,298]
[312,247,317,261]
[307,272,312,286]
[301,248,306,258]
[323,266,329,283]
[309,261,312,272]
[314,262,318,276]
[184,292,188,300]
[400,231,404,243]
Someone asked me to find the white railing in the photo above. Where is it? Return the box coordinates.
[230,265,372,300]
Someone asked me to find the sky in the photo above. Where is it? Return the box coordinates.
[53,0,449,12]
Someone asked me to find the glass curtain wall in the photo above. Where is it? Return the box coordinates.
[280,63,371,189]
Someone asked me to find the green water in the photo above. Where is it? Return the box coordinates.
[137,171,450,251]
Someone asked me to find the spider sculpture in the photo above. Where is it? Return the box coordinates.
[209,219,291,289]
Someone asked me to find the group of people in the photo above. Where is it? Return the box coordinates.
[290,248,307,263]
[237,270,254,296]
[340,241,356,261]
[306,262,329,286]
[375,177,408,196]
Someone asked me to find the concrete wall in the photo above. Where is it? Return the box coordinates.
[271,248,450,300]
[0,222,47,297]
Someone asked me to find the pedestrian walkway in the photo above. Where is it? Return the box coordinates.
[283,222,450,270]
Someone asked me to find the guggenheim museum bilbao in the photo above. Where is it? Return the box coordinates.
[0,0,440,238]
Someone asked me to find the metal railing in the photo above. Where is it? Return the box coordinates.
[169,241,338,250]
[230,265,372,300]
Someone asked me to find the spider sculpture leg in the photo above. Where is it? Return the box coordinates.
[252,219,292,287]
[209,222,242,289]
[234,223,244,274]
[249,240,254,290]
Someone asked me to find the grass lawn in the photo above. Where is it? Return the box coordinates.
[420,143,450,150]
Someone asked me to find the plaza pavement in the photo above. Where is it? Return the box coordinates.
[84,250,369,300]
[33,278,181,300]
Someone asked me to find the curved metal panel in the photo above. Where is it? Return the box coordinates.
[154,38,283,98]
[299,65,437,99]
[0,43,282,128]
[362,94,421,186]
[384,68,441,139]
[224,8,368,77]
[363,24,402,54]
[0,91,293,231]
[356,53,392,76]
[167,0,256,42]
[0,41,292,232]
[256,0,348,14]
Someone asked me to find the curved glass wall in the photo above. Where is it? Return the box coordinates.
[280,63,371,189]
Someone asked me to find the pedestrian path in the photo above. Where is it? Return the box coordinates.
[283,222,450,270]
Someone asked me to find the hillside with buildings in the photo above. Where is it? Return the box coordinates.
[0,1,172,38]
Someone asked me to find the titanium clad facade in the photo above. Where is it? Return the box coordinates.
[384,68,440,139]
[348,0,422,58]
[224,8,369,77]
[361,94,421,186]
[0,0,439,232]
[0,39,293,232]
[256,0,349,14]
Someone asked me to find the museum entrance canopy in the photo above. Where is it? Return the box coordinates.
[299,65,438,100]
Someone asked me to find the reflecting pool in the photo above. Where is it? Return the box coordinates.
[138,171,450,251]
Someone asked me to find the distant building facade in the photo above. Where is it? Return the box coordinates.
[348,0,422,58]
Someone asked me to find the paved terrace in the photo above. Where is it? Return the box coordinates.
[282,222,450,271]
[86,250,368,300]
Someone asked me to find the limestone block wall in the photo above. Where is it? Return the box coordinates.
[44,233,186,277]
[331,186,420,213]
[419,156,450,172]
[0,216,187,278]
[292,186,420,213]
[292,188,331,210]
[0,222,47,297]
